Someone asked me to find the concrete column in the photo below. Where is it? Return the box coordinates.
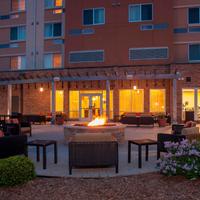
[194,87,198,121]
[20,84,24,114]
[51,81,56,124]
[106,80,110,121]
[7,85,12,115]
[172,79,177,123]
[113,80,119,121]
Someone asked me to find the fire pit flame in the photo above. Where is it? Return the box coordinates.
[88,117,106,127]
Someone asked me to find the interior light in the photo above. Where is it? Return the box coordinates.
[133,85,137,90]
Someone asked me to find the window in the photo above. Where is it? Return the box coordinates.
[119,89,144,114]
[45,0,63,9]
[10,26,26,41]
[11,0,26,12]
[69,50,104,63]
[44,53,62,68]
[83,8,105,25]
[189,8,200,24]
[50,90,64,112]
[189,44,200,61]
[150,89,165,113]
[44,23,62,38]
[129,4,152,22]
[10,56,26,70]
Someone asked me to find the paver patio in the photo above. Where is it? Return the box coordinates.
[28,124,171,177]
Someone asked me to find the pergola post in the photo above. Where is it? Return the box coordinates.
[7,85,12,115]
[51,81,56,124]
[194,87,198,121]
[106,80,110,121]
[172,79,177,123]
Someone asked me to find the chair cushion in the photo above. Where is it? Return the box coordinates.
[0,130,4,137]
[21,127,31,133]
[182,127,199,135]
[71,133,116,142]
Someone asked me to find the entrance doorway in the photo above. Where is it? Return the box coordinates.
[79,94,103,121]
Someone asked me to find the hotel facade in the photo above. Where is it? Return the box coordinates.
[0,0,200,123]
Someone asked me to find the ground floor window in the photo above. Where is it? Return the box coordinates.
[119,89,144,115]
[69,90,113,120]
[149,89,166,113]
[50,90,64,112]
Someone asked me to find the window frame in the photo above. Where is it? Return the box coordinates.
[44,53,63,68]
[44,23,62,38]
[45,0,63,9]
[10,25,26,41]
[10,55,26,70]
[69,50,105,63]
[11,0,26,12]
[128,3,153,23]
[129,47,169,61]
[149,89,166,113]
[188,43,200,62]
[188,7,200,25]
[83,7,105,26]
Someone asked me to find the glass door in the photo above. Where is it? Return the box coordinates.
[79,94,103,121]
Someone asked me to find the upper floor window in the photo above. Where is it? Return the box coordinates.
[45,0,63,9]
[11,56,26,70]
[44,53,62,68]
[189,8,200,24]
[189,44,200,62]
[11,0,26,12]
[129,4,152,22]
[10,26,26,41]
[44,23,62,38]
[83,8,105,25]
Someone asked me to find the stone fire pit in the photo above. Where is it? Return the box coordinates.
[64,123,126,143]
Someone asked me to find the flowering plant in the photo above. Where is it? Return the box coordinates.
[159,139,200,179]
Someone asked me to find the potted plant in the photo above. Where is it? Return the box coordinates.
[157,113,167,127]
[55,112,65,125]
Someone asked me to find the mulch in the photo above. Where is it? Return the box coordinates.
[0,173,200,200]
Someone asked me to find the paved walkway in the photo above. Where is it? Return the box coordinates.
[27,124,171,178]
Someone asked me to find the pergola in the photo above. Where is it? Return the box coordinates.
[0,66,181,123]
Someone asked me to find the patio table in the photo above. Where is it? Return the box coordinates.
[27,139,57,169]
[128,139,157,168]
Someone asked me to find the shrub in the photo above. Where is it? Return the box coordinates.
[159,139,200,179]
[0,156,36,186]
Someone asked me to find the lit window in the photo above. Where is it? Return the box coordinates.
[150,89,165,113]
[83,8,105,25]
[119,89,144,115]
[11,0,26,12]
[44,54,62,68]
[44,23,62,38]
[11,56,26,70]
[10,26,26,41]
[50,90,64,112]
[129,4,152,22]
[45,0,63,9]
[188,7,200,24]
[189,44,200,61]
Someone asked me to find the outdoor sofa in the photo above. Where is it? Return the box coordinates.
[68,133,118,174]
[0,135,28,159]
[120,113,154,127]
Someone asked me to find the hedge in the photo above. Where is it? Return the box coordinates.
[0,156,36,186]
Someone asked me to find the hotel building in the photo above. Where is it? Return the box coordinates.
[0,0,200,123]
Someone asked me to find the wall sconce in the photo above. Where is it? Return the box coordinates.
[39,87,44,92]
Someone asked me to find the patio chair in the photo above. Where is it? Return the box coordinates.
[68,133,118,174]
[0,135,28,159]
[139,115,154,127]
